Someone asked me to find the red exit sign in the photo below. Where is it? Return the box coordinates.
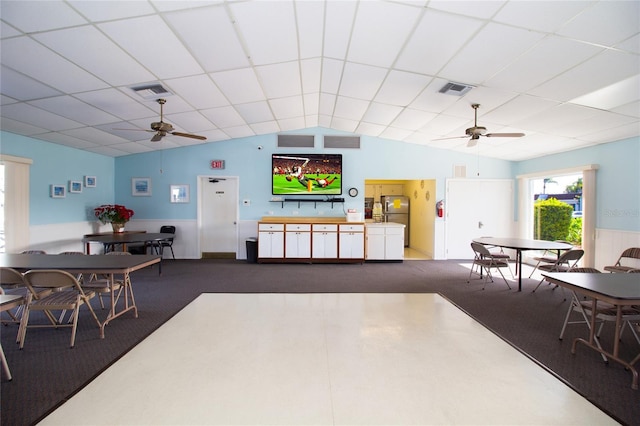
[210,160,225,169]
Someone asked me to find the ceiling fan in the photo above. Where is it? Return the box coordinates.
[435,104,525,147]
[118,98,207,142]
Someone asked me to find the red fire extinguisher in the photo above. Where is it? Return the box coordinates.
[436,200,445,218]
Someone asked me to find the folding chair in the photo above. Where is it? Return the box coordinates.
[532,249,584,293]
[467,242,511,290]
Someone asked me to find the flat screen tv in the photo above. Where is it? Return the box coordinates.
[272,154,342,196]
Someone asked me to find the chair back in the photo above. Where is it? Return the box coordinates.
[471,242,491,258]
[558,249,584,264]
[59,251,85,255]
[160,225,175,235]
[0,267,26,288]
[23,270,83,296]
[20,250,46,254]
[105,251,131,256]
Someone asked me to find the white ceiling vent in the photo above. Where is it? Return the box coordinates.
[439,82,474,97]
[130,83,173,100]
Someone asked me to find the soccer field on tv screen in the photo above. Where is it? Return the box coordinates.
[273,174,342,195]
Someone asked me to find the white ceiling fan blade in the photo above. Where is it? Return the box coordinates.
[432,135,469,141]
[467,138,478,148]
[485,132,525,138]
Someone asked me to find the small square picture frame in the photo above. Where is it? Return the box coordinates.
[84,176,96,188]
[50,184,66,198]
[69,180,83,193]
[132,177,152,196]
[170,184,190,203]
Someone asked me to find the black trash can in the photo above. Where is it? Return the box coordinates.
[246,238,258,263]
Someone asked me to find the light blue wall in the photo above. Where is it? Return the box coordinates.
[114,127,513,220]
[1,131,114,225]
[3,128,636,233]
[515,137,640,232]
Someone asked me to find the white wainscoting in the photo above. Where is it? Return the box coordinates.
[594,228,640,271]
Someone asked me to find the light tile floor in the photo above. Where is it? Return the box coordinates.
[41,293,615,425]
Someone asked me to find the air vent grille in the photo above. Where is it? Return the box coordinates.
[439,82,474,97]
[130,84,172,100]
[323,135,360,149]
[277,134,315,148]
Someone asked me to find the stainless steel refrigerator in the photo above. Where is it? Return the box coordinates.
[381,195,409,246]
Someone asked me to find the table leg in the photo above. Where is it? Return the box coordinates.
[517,250,522,292]
[0,342,12,381]
[99,272,138,339]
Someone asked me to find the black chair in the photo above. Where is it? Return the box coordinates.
[154,226,176,259]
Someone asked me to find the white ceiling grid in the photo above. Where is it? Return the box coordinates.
[0,0,638,160]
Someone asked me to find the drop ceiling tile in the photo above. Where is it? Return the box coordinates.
[278,117,307,132]
[222,125,254,139]
[0,1,86,33]
[164,75,229,109]
[39,132,99,150]
[428,1,505,20]
[165,111,214,133]
[33,26,156,87]
[2,103,83,131]
[334,97,369,121]
[304,115,319,128]
[0,21,21,38]
[29,96,120,126]
[617,34,640,54]
[296,1,324,59]
[375,70,431,106]
[0,117,49,136]
[319,93,337,117]
[530,49,640,101]
[323,1,358,60]
[164,5,250,73]
[303,93,320,116]
[86,143,149,157]
[481,95,560,126]
[0,66,62,101]
[301,58,322,94]
[356,122,386,136]
[339,63,387,100]
[96,123,151,142]
[77,89,158,120]
[569,74,640,111]
[256,62,302,99]
[235,101,274,124]
[348,1,420,68]
[391,108,437,131]
[269,96,304,120]
[229,1,297,65]
[69,0,155,21]
[552,110,637,138]
[1,37,108,93]
[485,35,601,93]
[150,1,221,12]
[579,122,640,144]
[362,102,403,126]
[612,100,640,119]
[493,1,590,33]
[62,127,129,145]
[557,1,640,47]
[513,103,597,132]
[250,121,280,135]
[201,106,245,129]
[98,15,203,80]
[441,23,545,85]
[330,116,359,133]
[211,68,265,104]
[395,9,484,76]
[420,114,470,136]
[321,59,344,95]
[379,127,413,141]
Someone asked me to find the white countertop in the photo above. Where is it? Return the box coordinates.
[365,222,406,228]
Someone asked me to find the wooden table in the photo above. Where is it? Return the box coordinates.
[83,230,146,254]
[0,254,160,338]
[543,272,640,389]
[473,237,573,291]
[1,294,25,380]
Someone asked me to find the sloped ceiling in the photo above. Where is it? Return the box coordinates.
[1,0,638,160]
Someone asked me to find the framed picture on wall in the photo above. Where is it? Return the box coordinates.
[170,184,190,203]
[84,176,96,187]
[69,180,82,193]
[50,184,66,198]
[132,177,152,196]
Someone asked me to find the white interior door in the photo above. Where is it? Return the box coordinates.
[198,176,238,256]
[445,179,514,259]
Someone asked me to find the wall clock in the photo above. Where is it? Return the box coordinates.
[348,187,358,197]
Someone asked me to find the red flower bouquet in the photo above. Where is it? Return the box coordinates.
[94,204,135,224]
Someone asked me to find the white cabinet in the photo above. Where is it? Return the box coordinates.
[366,224,405,260]
[258,223,284,258]
[285,224,311,258]
[312,224,338,259]
[365,184,405,201]
[338,224,365,260]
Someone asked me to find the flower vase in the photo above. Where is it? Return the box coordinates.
[111,222,125,233]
